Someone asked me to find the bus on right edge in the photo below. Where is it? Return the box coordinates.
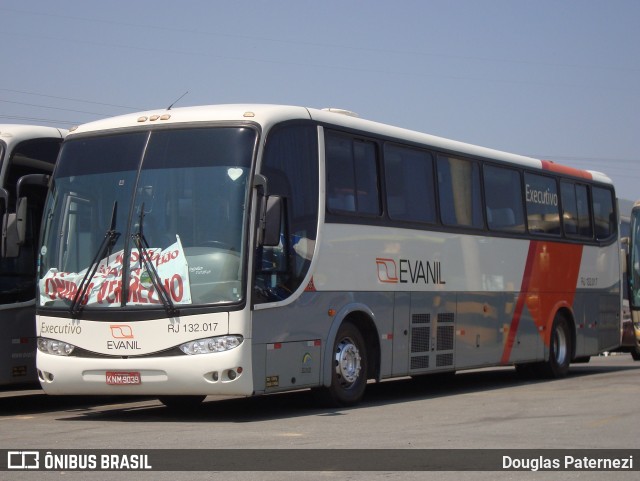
[623,200,640,359]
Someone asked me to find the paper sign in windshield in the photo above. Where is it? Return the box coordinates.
[39,239,192,307]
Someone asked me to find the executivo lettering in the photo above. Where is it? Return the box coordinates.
[525,183,558,206]
[40,323,82,335]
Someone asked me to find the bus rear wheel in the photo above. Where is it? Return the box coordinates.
[315,321,368,407]
[516,314,572,379]
[536,314,572,378]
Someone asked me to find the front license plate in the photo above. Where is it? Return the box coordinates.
[106,371,141,385]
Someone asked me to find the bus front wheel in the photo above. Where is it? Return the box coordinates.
[315,321,368,407]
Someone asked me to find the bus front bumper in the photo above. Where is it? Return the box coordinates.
[36,340,253,396]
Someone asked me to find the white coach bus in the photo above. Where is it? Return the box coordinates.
[0,124,66,386]
[34,105,620,408]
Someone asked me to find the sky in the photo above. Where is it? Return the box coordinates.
[1,0,638,201]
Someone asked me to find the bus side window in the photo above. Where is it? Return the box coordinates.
[592,186,616,240]
[384,144,436,224]
[560,181,578,235]
[524,172,560,235]
[483,164,525,233]
[437,154,483,228]
[326,132,380,216]
[561,181,593,239]
[575,185,593,238]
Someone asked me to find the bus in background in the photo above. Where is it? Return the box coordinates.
[0,124,66,387]
[34,105,620,408]
[622,200,640,360]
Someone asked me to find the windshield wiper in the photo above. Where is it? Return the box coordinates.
[70,201,120,317]
[131,203,178,317]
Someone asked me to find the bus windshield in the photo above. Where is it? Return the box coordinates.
[38,126,256,312]
[630,206,640,309]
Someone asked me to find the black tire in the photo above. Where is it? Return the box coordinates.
[158,395,206,410]
[572,356,591,364]
[631,348,640,361]
[514,362,537,379]
[315,321,368,407]
[535,314,572,378]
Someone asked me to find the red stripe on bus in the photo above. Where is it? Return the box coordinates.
[541,160,592,180]
[501,241,537,364]
[501,241,583,364]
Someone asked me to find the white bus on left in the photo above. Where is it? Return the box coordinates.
[0,124,66,386]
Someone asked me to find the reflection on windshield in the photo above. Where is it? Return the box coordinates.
[38,127,256,311]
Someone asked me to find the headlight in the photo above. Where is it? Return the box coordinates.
[37,337,76,356]
[179,335,243,355]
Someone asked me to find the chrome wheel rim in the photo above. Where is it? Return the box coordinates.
[335,337,361,387]
[553,325,568,366]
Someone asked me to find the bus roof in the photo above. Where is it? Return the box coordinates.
[0,124,68,146]
[67,104,612,185]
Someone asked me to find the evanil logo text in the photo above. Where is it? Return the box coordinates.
[376,258,446,285]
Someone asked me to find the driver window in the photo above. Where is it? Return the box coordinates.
[254,123,319,303]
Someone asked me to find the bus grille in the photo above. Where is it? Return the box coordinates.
[412,313,431,324]
[411,356,429,370]
[409,310,455,372]
[411,326,431,353]
[437,325,454,351]
[437,353,454,367]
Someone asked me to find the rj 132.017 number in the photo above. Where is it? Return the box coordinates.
[168,322,218,334]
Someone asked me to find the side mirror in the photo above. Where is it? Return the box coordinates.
[0,188,8,220]
[0,173,47,259]
[263,196,283,247]
[2,197,27,258]
[0,188,17,258]
[621,237,630,275]
[15,197,28,245]
[16,173,50,198]
[253,174,284,247]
